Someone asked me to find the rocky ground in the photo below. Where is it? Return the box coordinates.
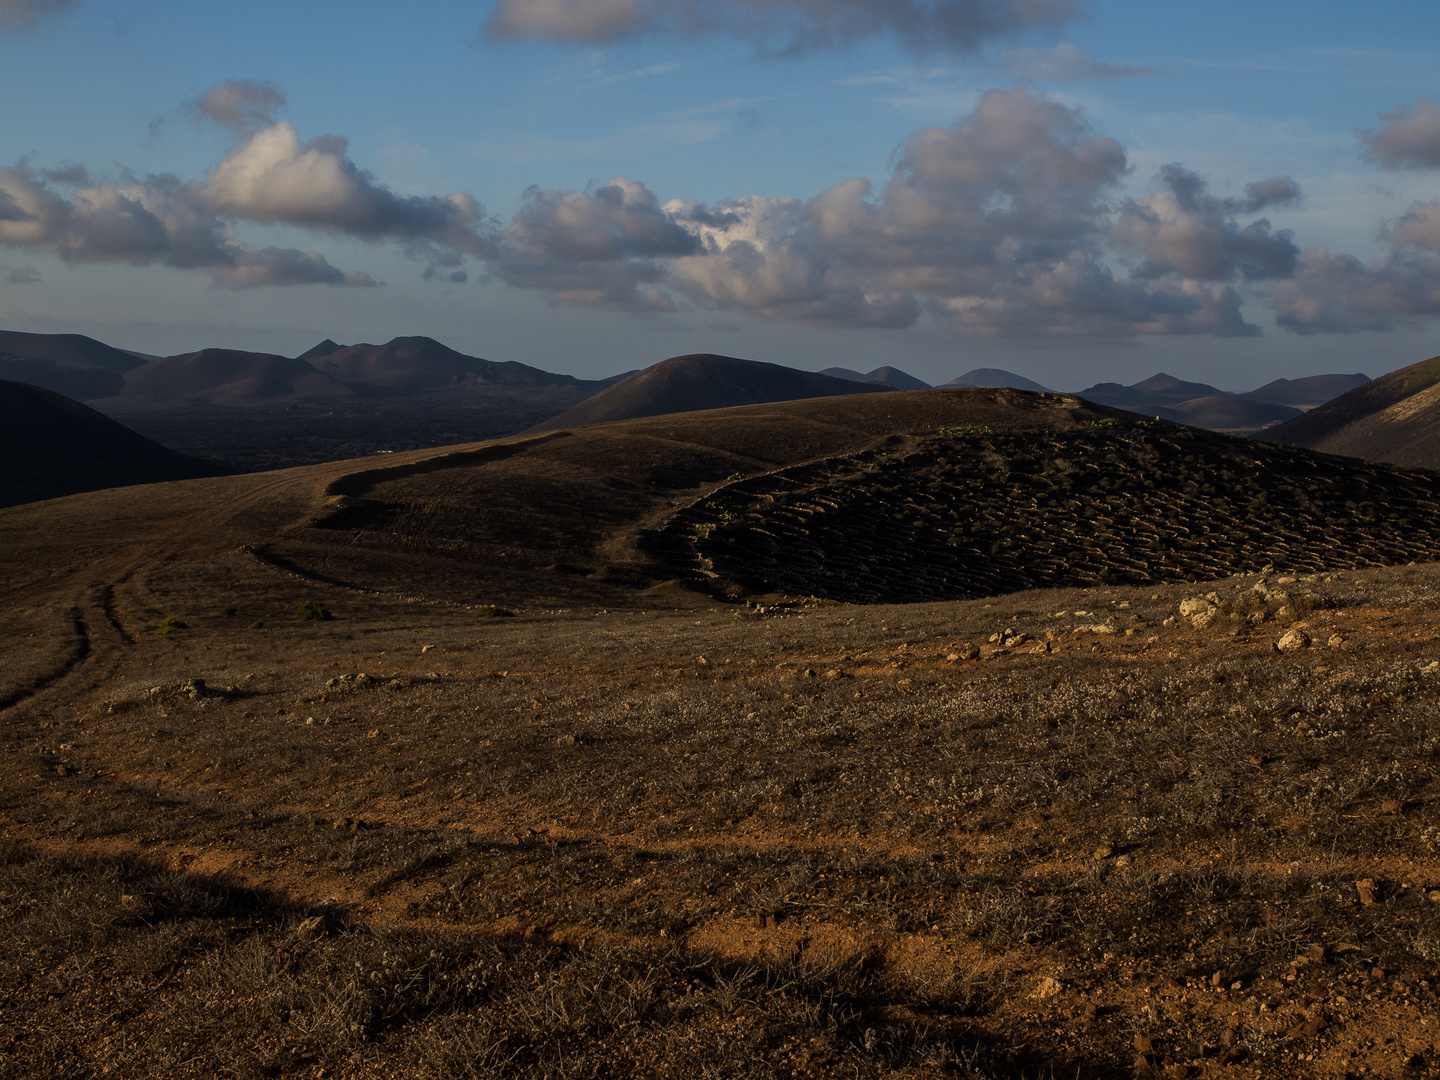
[1,394,1438,1078]
[2,542,1438,1078]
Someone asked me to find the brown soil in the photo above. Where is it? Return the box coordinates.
[1,391,1438,1079]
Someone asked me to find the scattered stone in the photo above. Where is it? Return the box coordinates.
[1032,976,1062,999]
[55,764,68,777]
[1356,878,1378,905]
[1428,890,1440,903]
[896,678,913,693]
[1276,629,1310,651]
[1081,1002,1099,1022]
[367,729,380,739]
[1306,943,1327,961]
[1382,798,1405,814]
[420,644,435,653]
[186,678,206,700]
[555,734,576,746]
[696,656,710,667]
[1114,853,1133,867]
[1210,971,1224,987]
[1178,598,1214,617]
[1163,1065,1188,1080]
[1093,842,1115,860]
[1162,616,1177,628]
[1289,1016,1326,1038]
[1219,1027,1238,1048]
[1004,632,1027,647]
[1134,1035,1154,1055]
[1190,609,1218,630]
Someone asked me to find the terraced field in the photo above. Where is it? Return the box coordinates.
[654,419,1440,603]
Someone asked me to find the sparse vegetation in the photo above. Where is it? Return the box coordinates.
[472,605,515,618]
[154,615,186,637]
[5,391,1440,1077]
[295,601,332,622]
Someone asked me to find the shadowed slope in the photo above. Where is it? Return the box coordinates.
[0,330,148,400]
[1166,395,1300,431]
[1261,354,1440,469]
[308,336,589,395]
[1242,372,1369,409]
[107,349,356,407]
[820,365,931,391]
[0,380,220,507]
[938,368,1050,392]
[529,354,891,432]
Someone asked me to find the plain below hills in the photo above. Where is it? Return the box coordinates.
[1261,353,1440,470]
[0,379,219,508]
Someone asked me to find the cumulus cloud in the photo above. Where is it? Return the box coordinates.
[0,0,76,32]
[193,79,287,134]
[199,123,489,252]
[0,162,374,289]
[1268,200,1440,334]
[485,0,1081,54]
[1110,164,1300,283]
[0,81,500,289]
[489,177,699,310]
[1002,42,1158,82]
[1361,98,1440,171]
[483,88,1263,337]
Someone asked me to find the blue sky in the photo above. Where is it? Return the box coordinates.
[1,0,1437,390]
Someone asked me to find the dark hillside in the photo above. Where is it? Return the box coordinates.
[1261,353,1440,469]
[309,336,586,394]
[530,353,891,431]
[0,330,148,400]
[109,349,354,406]
[0,380,219,507]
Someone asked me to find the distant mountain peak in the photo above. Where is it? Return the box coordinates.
[295,339,345,362]
[939,369,1050,393]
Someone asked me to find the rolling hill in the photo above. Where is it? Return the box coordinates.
[0,329,148,401]
[937,368,1050,392]
[1242,372,1369,409]
[0,380,219,507]
[1260,353,1440,468]
[104,349,356,407]
[306,335,590,395]
[529,353,892,432]
[819,365,931,391]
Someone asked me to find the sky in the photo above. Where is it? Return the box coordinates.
[1,0,1438,392]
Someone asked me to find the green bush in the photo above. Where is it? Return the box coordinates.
[295,601,333,622]
[155,616,187,638]
[472,605,515,619]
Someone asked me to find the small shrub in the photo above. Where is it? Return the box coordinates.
[216,606,238,617]
[472,605,515,619]
[155,616,187,638]
[295,601,332,622]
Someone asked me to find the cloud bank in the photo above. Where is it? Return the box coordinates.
[485,0,1082,54]
[6,83,1439,339]
[491,88,1283,338]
